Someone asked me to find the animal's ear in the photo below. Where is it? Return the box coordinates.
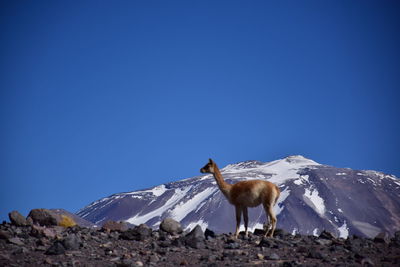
[209,158,214,164]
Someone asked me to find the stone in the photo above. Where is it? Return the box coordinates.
[361,258,374,266]
[224,242,240,249]
[62,234,81,250]
[307,250,325,260]
[160,218,182,235]
[0,230,12,240]
[8,237,24,246]
[374,232,390,244]
[12,246,29,255]
[44,258,53,265]
[0,252,11,261]
[27,209,61,226]
[395,230,400,240]
[273,228,287,238]
[316,238,333,246]
[31,224,59,239]
[8,210,28,226]
[253,228,265,236]
[184,225,205,249]
[102,220,129,232]
[119,229,137,240]
[58,215,76,228]
[45,241,66,255]
[135,224,152,241]
[258,237,274,247]
[120,224,152,241]
[205,228,216,239]
[172,237,184,247]
[319,230,335,240]
[267,253,280,260]
[26,217,34,226]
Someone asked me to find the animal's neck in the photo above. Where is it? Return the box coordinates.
[212,165,232,198]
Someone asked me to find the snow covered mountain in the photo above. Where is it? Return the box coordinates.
[76,156,400,238]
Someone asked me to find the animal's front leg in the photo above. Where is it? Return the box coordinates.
[243,207,249,237]
[234,206,242,238]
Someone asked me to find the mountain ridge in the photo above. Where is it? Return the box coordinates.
[76,155,400,238]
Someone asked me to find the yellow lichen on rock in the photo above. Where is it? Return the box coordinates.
[58,215,76,228]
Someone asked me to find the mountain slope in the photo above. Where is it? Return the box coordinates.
[76,156,400,238]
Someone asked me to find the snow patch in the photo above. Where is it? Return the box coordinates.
[313,228,319,236]
[273,187,290,216]
[338,221,349,238]
[151,185,167,196]
[303,188,326,216]
[221,155,320,185]
[126,186,192,225]
[170,187,217,221]
[293,175,309,185]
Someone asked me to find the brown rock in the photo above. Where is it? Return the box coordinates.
[160,218,182,234]
[8,237,25,246]
[374,232,390,244]
[31,224,63,239]
[28,209,61,226]
[0,230,12,240]
[8,210,28,226]
[102,220,129,232]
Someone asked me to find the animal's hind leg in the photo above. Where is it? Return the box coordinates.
[265,205,277,237]
[234,206,242,238]
[263,216,271,235]
[263,204,277,237]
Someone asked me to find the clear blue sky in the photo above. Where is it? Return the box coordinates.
[1,1,399,222]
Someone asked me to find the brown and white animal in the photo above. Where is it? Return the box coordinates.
[200,159,280,238]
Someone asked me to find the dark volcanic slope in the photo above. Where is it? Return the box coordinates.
[1,220,400,266]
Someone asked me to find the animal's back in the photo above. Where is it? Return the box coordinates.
[229,180,276,207]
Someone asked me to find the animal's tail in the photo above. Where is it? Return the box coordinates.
[273,184,281,206]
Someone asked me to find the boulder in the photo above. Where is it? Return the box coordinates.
[8,237,24,246]
[102,220,129,232]
[205,228,216,239]
[45,241,65,255]
[184,225,205,249]
[27,209,61,226]
[159,218,182,235]
[58,215,76,228]
[120,224,152,241]
[319,230,336,240]
[135,224,152,241]
[8,211,28,226]
[30,225,63,239]
[62,234,81,250]
[374,232,390,244]
[0,230,12,240]
[253,228,265,236]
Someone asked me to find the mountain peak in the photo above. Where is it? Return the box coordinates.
[223,160,264,171]
[283,155,320,165]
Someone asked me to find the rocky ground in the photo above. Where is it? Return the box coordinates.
[1,220,400,267]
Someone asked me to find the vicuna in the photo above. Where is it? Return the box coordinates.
[200,159,280,238]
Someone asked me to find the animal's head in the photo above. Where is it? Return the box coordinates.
[200,158,216,174]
